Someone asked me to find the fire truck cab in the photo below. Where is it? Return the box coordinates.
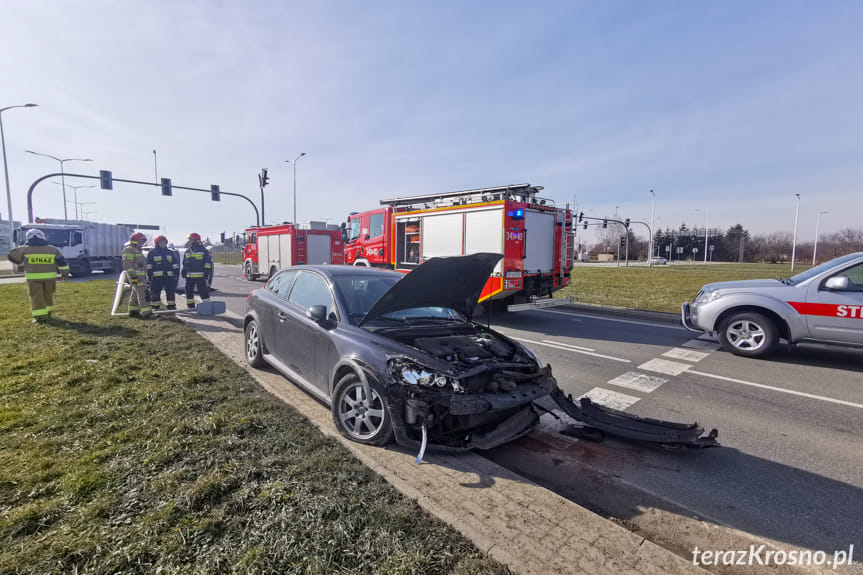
[344,184,574,309]
[242,222,344,281]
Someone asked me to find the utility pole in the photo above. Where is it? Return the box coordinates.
[791,193,800,271]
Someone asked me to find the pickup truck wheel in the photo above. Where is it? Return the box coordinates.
[331,374,393,446]
[718,312,778,358]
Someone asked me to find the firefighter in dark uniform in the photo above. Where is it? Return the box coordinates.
[8,228,70,322]
[182,232,212,309]
[146,235,179,310]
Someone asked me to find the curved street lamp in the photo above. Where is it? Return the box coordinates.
[285,152,306,225]
[813,211,828,266]
[26,150,93,219]
[1,103,38,244]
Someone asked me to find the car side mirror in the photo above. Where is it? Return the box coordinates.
[824,276,850,290]
[307,305,328,324]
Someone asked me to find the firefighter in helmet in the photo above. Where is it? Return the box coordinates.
[122,232,152,317]
[146,235,179,310]
[181,232,213,309]
[7,228,70,323]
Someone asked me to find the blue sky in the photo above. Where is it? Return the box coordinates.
[2,0,862,246]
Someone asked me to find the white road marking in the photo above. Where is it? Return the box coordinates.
[510,336,631,363]
[638,358,692,376]
[579,387,641,411]
[541,339,595,352]
[607,371,668,393]
[536,308,686,330]
[662,348,710,362]
[681,338,721,350]
[688,370,863,410]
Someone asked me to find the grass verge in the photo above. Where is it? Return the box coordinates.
[0,281,509,575]
[560,262,810,313]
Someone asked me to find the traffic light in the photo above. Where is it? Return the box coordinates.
[624,218,630,228]
[602,219,607,229]
[161,178,172,197]
[211,184,221,202]
[259,168,269,188]
[583,222,588,230]
[99,170,113,190]
[578,211,584,222]
[620,236,626,246]
[220,231,226,243]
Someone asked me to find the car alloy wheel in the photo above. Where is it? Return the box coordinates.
[244,320,266,368]
[332,374,393,445]
[719,312,778,358]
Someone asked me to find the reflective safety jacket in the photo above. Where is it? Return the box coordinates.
[8,239,69,280]
[121,242,147,281]
[182,244,213,281]
[146,245,180,281]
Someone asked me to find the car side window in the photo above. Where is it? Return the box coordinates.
[288,271,335,316]
[836,263,863,291]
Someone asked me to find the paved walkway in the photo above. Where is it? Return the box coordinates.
[180,311,707,575]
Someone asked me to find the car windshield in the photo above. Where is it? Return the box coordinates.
[333,275,401,324]
[784,253,862,285]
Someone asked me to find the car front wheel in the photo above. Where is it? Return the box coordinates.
[244,319,266,368]
[718,312,778,358]
[331,374,393,446]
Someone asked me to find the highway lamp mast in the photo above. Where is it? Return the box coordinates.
[285,152,306,225]
[648,190,655,261]
[1,103,38,244]
[813,210,828,266]
[53,183,94,219]
[26,150,92,219]
[695,207,709,264]
[791,193,801,271]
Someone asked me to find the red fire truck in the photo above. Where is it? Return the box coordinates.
[344,184,574,309]
[242,221,344,281]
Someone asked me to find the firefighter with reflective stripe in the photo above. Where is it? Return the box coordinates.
[122,232,152,317]
[181,232,212,309]
[146,235,178,310]
[8,229,70,323]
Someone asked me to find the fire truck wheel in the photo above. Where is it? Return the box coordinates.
[244,262,258,281]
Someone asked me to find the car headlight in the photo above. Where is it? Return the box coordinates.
[694,290,723,303]
[388,359,463,393]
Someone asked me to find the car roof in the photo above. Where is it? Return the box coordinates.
[285,265,403,279]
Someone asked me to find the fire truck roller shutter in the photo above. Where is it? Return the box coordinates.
[524,211,555,273]
[278,234,292,268]
[464,208,504,276]
[307,234,331,265]
[422,212,463,258]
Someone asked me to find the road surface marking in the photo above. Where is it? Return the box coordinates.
[607,371,668,393]
[688,370,863,410]
[511,336,631,363]
[541,339,595,352]
[579,387,641,411]
[638,358,692,376]
[536,308,686,330]
[681,338,721,350]
[662,348,710,362]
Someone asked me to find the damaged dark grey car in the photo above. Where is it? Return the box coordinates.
[244,253,717,452]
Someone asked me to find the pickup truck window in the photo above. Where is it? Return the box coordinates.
[788,253,860,284]
[834,263,863,290]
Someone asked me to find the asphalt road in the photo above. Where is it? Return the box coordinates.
[18,264,861,563]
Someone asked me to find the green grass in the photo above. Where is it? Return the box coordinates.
[560,262,811,313]
[0,281,509,575]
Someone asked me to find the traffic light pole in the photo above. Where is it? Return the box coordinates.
[26,172,260,226]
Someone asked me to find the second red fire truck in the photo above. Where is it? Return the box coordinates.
[242,221,344,281]
[344,184,574,309]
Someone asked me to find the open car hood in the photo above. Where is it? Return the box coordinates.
[361,253,502,325]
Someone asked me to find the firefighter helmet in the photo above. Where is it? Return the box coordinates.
[130,232,147,245]
[154,235,168,245]
[188,232,202,243]
[25,228,47,241]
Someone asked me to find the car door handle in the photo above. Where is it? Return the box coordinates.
[278,312,287,322]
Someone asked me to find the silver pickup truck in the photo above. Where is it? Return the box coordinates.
[682,252,863,357]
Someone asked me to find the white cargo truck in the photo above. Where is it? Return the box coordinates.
[14,219,136,276]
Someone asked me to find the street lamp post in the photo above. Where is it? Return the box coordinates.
[648,190,655,263]
[286,152,306,225]
[791,194,801,271]
[813,210,827,266]
[695,207,709,263]
[53,183,94,219]
[26,150,93,219]
[1,103,38,244]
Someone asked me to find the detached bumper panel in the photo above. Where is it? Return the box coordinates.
[469,405,539,450]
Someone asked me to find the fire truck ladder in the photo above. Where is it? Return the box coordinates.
[381,184,544,209]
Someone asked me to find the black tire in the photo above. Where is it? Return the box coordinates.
[718,312,778,358]
[331,374,393,446]
[244,319,267,368]
[244,261,257,281]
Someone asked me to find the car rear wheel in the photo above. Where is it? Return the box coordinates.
[718,312,778,358]
[331,374,393,446]
[244,319,266,368]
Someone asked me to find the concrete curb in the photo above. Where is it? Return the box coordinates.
[558,302,682,326]
[180,311,707,574]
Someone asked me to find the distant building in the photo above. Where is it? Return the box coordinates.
[0,219,22,255]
